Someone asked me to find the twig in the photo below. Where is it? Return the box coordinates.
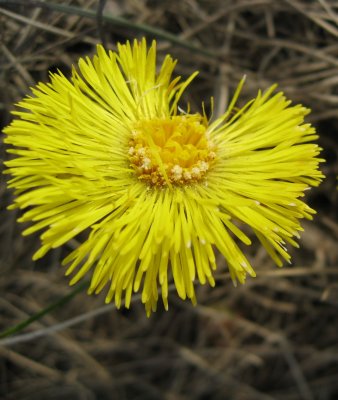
[0,280,89,339]
[0,284,177,346]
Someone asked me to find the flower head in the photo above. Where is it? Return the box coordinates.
[4,39,324,315]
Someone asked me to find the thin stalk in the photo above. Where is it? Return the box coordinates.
[0,280,89,339]
[0,0,219,59]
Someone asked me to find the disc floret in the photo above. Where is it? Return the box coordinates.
[128,115,216,186]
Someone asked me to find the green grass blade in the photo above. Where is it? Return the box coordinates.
[0,0,219,59]
[0,280,89,339]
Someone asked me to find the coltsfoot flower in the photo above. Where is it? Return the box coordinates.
[4,39,324,315]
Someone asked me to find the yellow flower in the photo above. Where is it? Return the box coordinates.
[4,39,324,315]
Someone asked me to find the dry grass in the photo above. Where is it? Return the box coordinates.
[1,1,338,399]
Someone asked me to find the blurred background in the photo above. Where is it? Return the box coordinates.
[1,1,338,399]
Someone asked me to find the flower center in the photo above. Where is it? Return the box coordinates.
[128,115,216,186]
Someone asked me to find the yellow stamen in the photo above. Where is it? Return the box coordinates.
[128,114,216,186]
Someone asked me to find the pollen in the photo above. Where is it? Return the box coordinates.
[128,114,216,186]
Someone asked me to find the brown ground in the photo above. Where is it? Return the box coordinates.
[1,1,338,399]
